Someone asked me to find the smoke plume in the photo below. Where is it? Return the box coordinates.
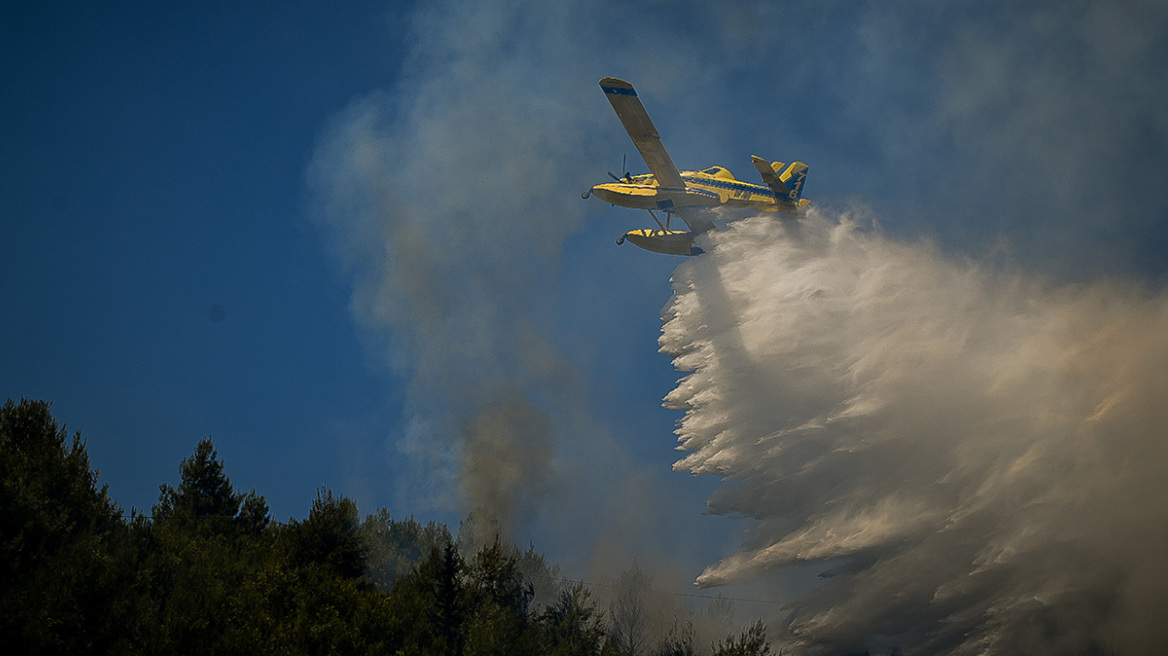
[661,208,1168,654]
[305,48,593,541]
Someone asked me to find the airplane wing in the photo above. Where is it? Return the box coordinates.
[599,77,687,190]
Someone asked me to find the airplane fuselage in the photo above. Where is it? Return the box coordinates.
[589,166,800,214]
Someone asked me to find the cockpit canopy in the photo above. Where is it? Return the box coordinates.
[700,166,736,180]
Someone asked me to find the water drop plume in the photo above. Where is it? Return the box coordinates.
[661,207,1168,654]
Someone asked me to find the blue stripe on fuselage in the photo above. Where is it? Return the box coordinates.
[682,175,771,197]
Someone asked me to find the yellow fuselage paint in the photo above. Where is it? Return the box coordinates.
[590,168,789,213]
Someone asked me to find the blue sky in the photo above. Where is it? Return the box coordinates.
[2,2,412,520]
[4,0,1168,628]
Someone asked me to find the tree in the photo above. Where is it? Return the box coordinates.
[285,488,366,580]
[656,617,697,656]
[0,398,125,653]
[539,584,607,656]
[463,538,538,656]
[608,561,652,656]
[434,541,467,656]
[385,539,467,656]
[712,621,772,656]
[360,509,452,591]
[152,437,270,538]
[138,437,278,654]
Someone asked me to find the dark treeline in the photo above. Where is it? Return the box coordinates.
[1,398,774,655]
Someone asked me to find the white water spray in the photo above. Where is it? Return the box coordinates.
[661,208,1168,654]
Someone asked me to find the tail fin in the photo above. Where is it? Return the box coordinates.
[751,155,790,200]
[779,162,808,201]
[752,156,809,207]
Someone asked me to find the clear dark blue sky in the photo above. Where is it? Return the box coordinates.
[2,2,414,519]
[4,0,1167,585]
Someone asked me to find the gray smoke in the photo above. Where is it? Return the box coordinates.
[459,391,555,545]
[661,208,1168,654]
[305,8,598,537]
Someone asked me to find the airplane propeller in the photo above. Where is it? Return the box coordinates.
[583,154,632,199]
[607,154,632,183]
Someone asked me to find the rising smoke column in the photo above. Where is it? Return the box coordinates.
[305,25,597,543]
[661,208,1168,654]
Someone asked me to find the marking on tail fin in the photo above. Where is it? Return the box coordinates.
[780,162,808,201]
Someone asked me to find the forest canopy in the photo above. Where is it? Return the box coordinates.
[0,398,773,655]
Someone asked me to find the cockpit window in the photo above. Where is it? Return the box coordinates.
[703,167,720,175]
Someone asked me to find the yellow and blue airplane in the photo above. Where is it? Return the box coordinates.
[583,76,810,255]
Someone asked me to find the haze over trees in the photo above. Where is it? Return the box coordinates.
[1,398,773,655]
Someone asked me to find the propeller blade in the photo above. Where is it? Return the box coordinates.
[607,155,632,183]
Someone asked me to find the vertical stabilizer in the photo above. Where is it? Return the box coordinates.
[780,162,808,201]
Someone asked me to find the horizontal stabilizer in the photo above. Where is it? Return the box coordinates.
[751,155,790,199]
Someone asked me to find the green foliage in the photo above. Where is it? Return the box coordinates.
[152,437,271,539]
[712,621,772,656]
[463,538,538,655]
[285,489,366,580]
[0,397,778,656]
[657,617,697,656]
[0,398,125,653]
[361,508,452,591]
[384,540,467,655]
[540,584,607,656]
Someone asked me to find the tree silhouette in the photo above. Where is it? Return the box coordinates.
[712,621,772,656]
[0,398,124,652]
[153,437,270,538]
[2,398,781,656]
[285,488,366,580]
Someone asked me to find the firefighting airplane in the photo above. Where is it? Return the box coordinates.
[582,76,810,255]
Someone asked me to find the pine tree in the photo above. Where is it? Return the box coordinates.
[712,621,772,656]
[0,398,125,652]
[152,437,270,538]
